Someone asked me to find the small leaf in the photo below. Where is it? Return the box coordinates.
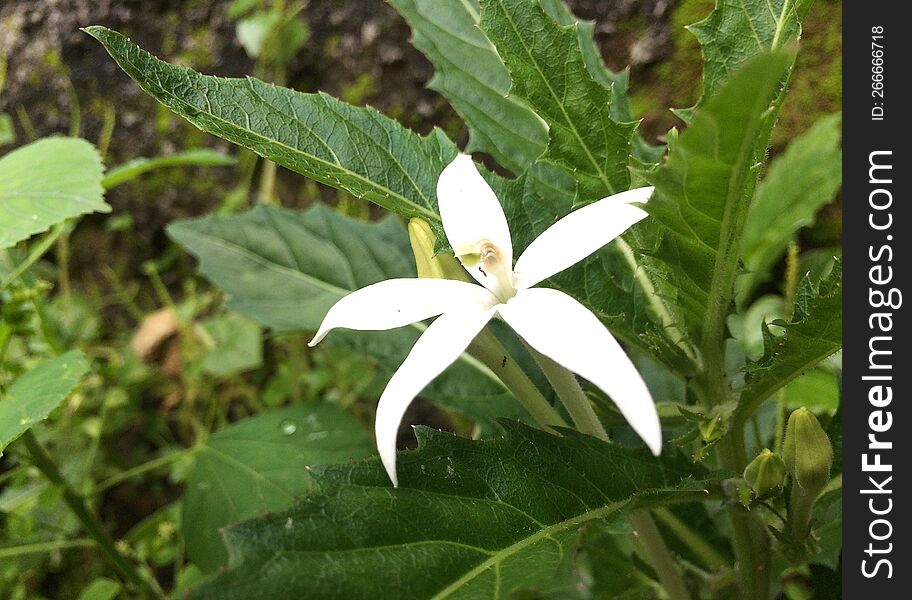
[76,577,121,600]
[739,262,842,418]
[101,148,236,189]
[185,422,717,598]
[0,350,90,453]
[199,312,263,376]
[739,113,842,300]
[0,138,108,249]
[182,404,373,572]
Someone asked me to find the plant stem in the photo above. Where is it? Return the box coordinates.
[0,224,66,291]
[22,430,162,599]
[523,346,691,600]
[630,510,692,600]
[92,448,195,496]
[468,328,566,430]
[0,538,94,560]
[653,508,727,572]
[718,432,770,600]
[525,346,608,440]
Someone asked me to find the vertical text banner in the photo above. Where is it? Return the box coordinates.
[843,1,909,595]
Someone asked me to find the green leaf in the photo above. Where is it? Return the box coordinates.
[167,204,529,426]
[679,0,804,120]
[182,404,374,572]
[199,312,263,376]
[739,113,842,299]
[389,0,548,174]
[0,138,108,249]
[479,0,636,200]
[101,148,236,189]
[76,577,121,600]
[537,0,664,164]
[738,262,842,420]
[186,422,716,599]
[641,52,794,383]
[84,26,457,224]
[0,350,90,453]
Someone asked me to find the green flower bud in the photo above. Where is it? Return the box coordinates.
[407,218,470,282]
[783,407,833,496]
[743,448,785,499]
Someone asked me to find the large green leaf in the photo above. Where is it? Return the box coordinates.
[185,422,716,599]
[739,113,842,300]
[167,204,528,426]
[0,350,90,453]
[679,0,805,120]
[0,138,107,249]
[479,0,636,201]
[182,404,374,572]
[642,52,794,387]
[737,262,842,420]
[388,0,548,174]
[85,26,457,225]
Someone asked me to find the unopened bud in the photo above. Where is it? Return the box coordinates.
[407,218,470,281]
[743,448,785,499]
[783,407,833,496]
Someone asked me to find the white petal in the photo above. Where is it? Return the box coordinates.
[497,288,661,454]
[513,186,653,289]
[437,154,513,268]
[376,305,496,486]
[309,278,495,346]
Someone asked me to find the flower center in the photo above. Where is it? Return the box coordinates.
[456,239,516,302]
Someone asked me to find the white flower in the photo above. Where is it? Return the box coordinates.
[310,155,661,485]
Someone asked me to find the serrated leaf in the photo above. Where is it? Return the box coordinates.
[642,52,794,381]
[185,422,716,599]
[0,138,108,249]
[538,0,665,164]
[739,113,842,300]
[480,0,635,201]
[738,262,841,419]
[0,350,90,453]
[85,26,457,225]
[389,0,548,174]
[680,0,805,119]
[101,148,236,189]
[167,204,528,426]
[182,404,374,572]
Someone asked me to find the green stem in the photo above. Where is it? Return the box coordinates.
[468,328,566,430]
[0,224,66,291]
[718,433,770,600]
[523,346,690,600]
[0,538,94,560]
[653,508,727,572]
[630,510,693,600]
[22,431,162,599]
[525,346,608,440]
[92,448,195,496]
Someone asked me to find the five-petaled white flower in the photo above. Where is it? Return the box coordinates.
[310,155,661,485]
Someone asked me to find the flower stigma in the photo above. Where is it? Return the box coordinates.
[455,238,516,302]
